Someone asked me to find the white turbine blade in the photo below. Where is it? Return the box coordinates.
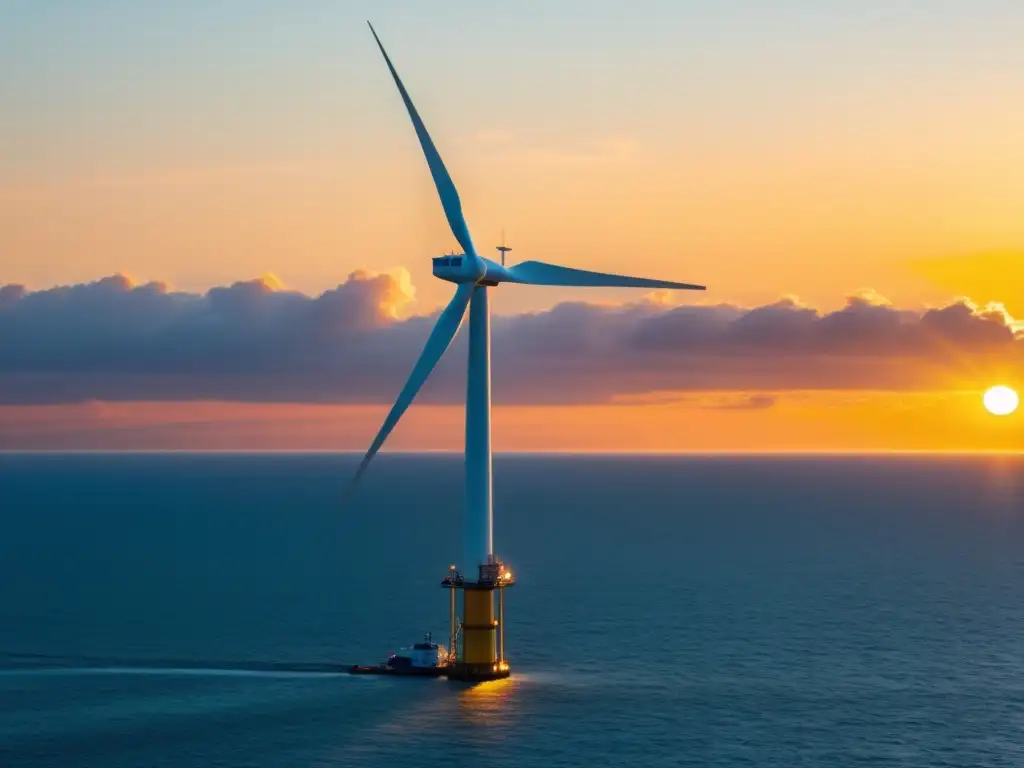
[504,260,705,290]
[350,284,475,488]
[367,22,476,257]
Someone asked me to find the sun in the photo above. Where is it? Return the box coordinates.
[983,386,1019,416]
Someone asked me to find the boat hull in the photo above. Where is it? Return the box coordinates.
[347,664,448,677]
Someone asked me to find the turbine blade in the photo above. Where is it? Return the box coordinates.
[349,283,475,491]
[505,260,705,290]
[367,22,476,256]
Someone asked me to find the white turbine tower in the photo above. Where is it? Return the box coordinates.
[351,22,705,681]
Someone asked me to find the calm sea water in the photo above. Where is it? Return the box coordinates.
[1,453,1023,767]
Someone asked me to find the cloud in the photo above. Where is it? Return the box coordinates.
[474,129,515,145]
[703,394,778,411]
[477,135,639,167]
[0,273,1020,405]
[522,137,638,166]
[611,392,778,410]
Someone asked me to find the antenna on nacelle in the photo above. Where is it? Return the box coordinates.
[496,228,512,267]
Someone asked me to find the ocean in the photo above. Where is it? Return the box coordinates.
[1,452,1022,767]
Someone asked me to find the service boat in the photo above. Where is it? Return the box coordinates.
[348,633,451,677]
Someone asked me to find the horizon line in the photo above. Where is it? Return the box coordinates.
[2,449,1022,458]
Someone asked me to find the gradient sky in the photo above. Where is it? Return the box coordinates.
[1,1,1022,450]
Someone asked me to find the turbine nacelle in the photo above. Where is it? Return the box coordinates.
[432,253,486,284]
[432,254,518,287]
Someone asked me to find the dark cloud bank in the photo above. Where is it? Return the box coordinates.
[0,272,1019,406]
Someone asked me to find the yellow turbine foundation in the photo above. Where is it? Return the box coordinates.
[461,589,496,665]
[443,562,514,682]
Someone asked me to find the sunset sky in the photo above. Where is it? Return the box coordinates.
[1,0,1021,451]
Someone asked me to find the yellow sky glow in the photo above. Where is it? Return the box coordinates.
[1,391,1019,453]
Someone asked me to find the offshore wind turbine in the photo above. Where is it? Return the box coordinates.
[351,22,705,681]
